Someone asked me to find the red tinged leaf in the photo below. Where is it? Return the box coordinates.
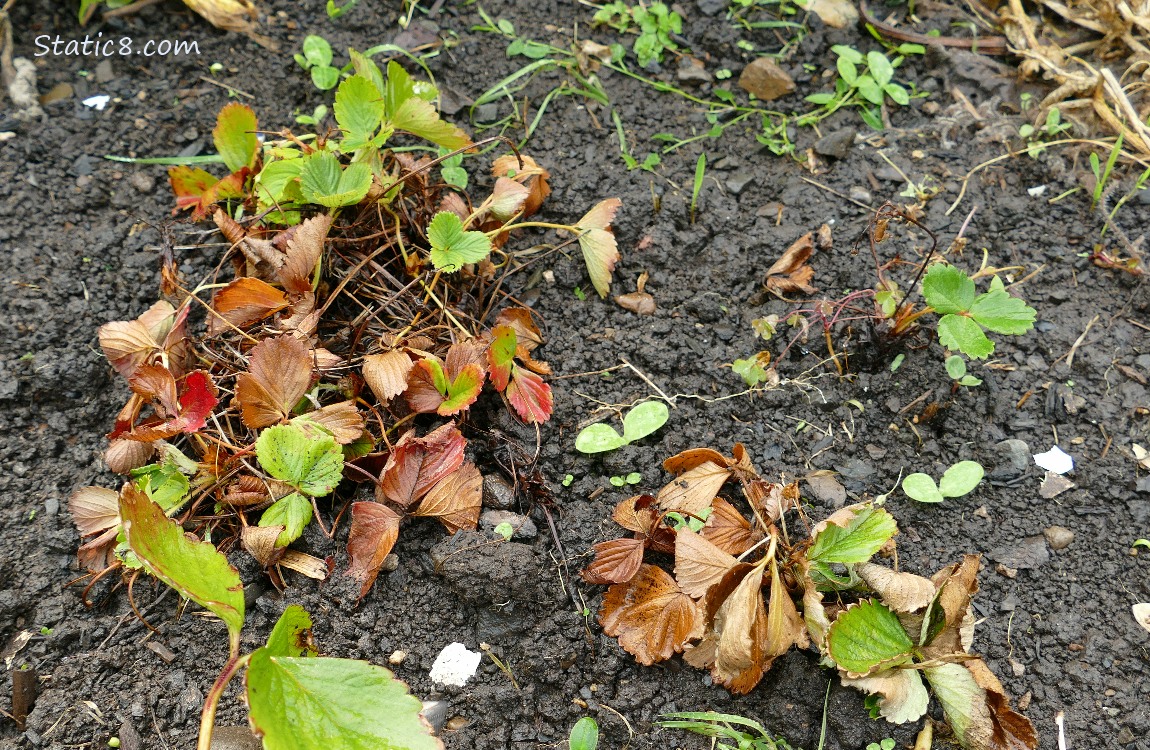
[234,334,314,428]
[404,343,487,417]
[491,154,551,217]
[506,366,553,424]
[404,358,449,414]
[208,277,289,334]
[168,166,218,211]
[575,198,622,299]
[193,169,249,221]
[600,564,701,666]
[493,307,544,352]
[120,368,219,441]
[581,537,646,585]
[346,502,402,600]
[412,462,482,533]
[376,424,466,508]
[174,370,220,433]
[487,325,516,392]
[437,363,484,416]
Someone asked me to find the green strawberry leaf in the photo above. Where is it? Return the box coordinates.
[246,650,440,750]
[969,286,1037,335]
[807,506,898,565]
[213,102,259,173]
[119,486,244,655]
[827,599,915,676]
[335,75,386,152]
[256,424,345,497]
[129,462,190,512]
[259,492,313,547]
[391,97,470,151]
[937,314,994,359]
[265,605,318,657]
[922,265,975,315]
[427,211,491,271]
[383,60,415,118]
[299,152,373,208]
[438,363,484,416]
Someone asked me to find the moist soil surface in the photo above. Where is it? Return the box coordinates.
[2,1,1149,749]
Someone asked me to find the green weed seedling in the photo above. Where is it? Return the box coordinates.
[295,35,342,90]
[903,460,984,503]
[945,354,982,387]
[1019,107,1072,157]
[919,265,1037,360]
[568,717,599,750]
[804,45,920,130]
[326,0,358,18]
[575,400,669,453]
[118,489,438,750]
[592,1,683,68]
[867,740,896,750]
[1089,133,1124,209]
[659,712,797,750]
[1133,538,1150,551]
[691,152,706,223]
[494,521,515,541]
[610,472,643,487]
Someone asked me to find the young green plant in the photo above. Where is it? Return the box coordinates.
[575,400,669,453]
[902,460,984,503]
[568,717,600,750]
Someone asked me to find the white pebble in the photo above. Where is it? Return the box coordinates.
[428,642,481,687]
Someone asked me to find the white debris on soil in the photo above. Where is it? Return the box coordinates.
[429,642,481,687]
[1034,445,1074,474]
[82,94,111,110]
[1134,603,1150,635]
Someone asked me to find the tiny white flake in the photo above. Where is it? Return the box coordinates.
[1027,185,1046,197]
[428,642,481,687]
[1034,445,1073,474]
[82,95,111,110]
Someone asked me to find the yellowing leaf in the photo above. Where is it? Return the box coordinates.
[575,198,622,298]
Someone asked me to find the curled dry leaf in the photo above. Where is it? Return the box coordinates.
[494,307,544,352]
[362,350,414,404]
[600,564,701,666]
[70,486,122,572]
[856,562,938,613]
[506,367,553,424]
[413,462,482,534]
[120,368,219,442]
[223,475,294,507]
[208,277,289,334]
[294,400,364,444]
[700,496,763,556]
[484,177,530,222]
[98,300,190,380]
[657,460,733,517]
[582,537,648,585]
[104,438,156,474]
[234,334,314,428]
[242,524,287,567]
[376,423,466,508]
[923,661,1038,750]
[688,560,772,694]
[279,213,333,297]
[764,232,816,297]
[575,198,623,299]
[609,494,674,553]
[491,154,550,217]
[346,502,402,600]
[842,668,930,725]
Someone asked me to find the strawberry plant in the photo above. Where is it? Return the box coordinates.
[72,54,621,601]
[581,443,1036,750]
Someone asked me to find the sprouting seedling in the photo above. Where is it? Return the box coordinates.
[867,740,896,750]
[945,355,982,387]
[609,472,642,487]
[493,522,514,541]
[920,265,1036,360]
[255,423,345,547]
[562,474,575,487]
[1089,132,1124,210]
[294,35,341,90]
[575,400,669,453]
[118,489,439,750]
[902,460,984,503]
[658,712,796,749]
[691,152,706,224]
[568,716,599,750]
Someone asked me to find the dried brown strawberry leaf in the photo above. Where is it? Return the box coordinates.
[208,277,289,334]
[413,462,482,533]
[279,214,332,297]
[657,460,733,517]
[104,439,156,474]
[611,494,659,534]
[377,424,467,508]
[674,530,738,599]
[362,350,415,404]
[856,561,937,613]
[765,232,816,297]
[493,307,544,352]
[491,154,550,217]
[234,334,314,428]
[581,537,647,585]
[701,496,764,556]
[98,300,190,380]
[293,400,365,445]
[69,486,121,538]
[600,564,701,666]
[346,502,402,600]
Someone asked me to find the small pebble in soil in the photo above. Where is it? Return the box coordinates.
[737,58,795,101]
[813,128,855,160]
[482,474,516,510]
[989,439,1030,481]
[420,701,448,734]
[388,650,407,666]
[989,535,1049,569]
[1044,525,1075,550]
[848,186,872,204]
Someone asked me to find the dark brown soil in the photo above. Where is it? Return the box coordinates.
[2,1,1149,749]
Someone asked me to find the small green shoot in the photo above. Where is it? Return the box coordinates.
[804,45,918,130]
[563,474,575,487]
[295,105,329,126]
[568,717,600,750]
[867,740,896,750]
[664,506,712,532]
[609,472,643,487]
[295,35,341,90]
[658,712,797,750]
[1133,538,1150,551]
[732,353,772,387]
[921,265,1036,360]
[1089,133,1123,210]
[592,1,683,68]
[691,152,706,223]
[575,401,669,453]
[889,353,905,372]
[1019,107,1072,157]
[945,355,982,387]
[574,286,587,301]
[326,0,358,18]
[902,460,984,503]
[493,522,514,541]
[438,147,468,189]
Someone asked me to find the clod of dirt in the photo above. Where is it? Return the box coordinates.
[989,535,1050,569]
[479,510,537,539]
[989,439,1031,482]
[814,128,856,160]
[1043,525,1075,550]
[482,474,516,510]
[430,530,540,605]
[737,58,795,101]
[207,726,261,750]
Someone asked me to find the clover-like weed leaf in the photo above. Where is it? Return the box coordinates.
[922,265,975,315]
[259,492,314,547]
[256,424,344,497]
[827,599,915,676]
[427,211,492,272]
[119,485,244,655]
[622,400,669,443]
[902,473,943,503]
[246,622,442,750]
[938,461,984,498]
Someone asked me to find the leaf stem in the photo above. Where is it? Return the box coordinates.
[493,221,577,236]
[197,652,251,750]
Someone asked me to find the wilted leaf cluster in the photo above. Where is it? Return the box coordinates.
[582,444,1037,750]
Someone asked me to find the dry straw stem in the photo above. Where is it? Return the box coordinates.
[1001,0,1150,155]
